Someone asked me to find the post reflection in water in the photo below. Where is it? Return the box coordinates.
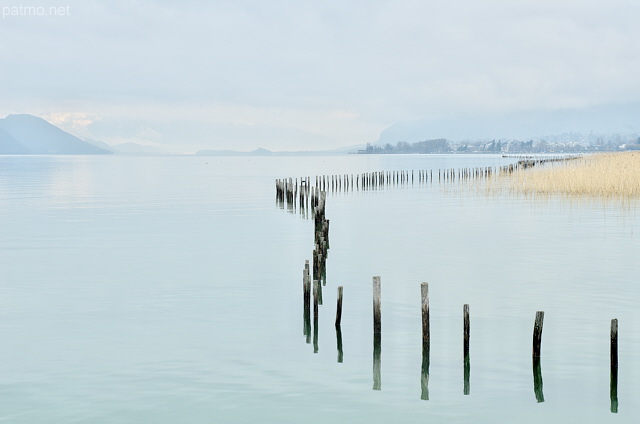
[336,326,343,363]
[463,354,470,396]
[532,357,544,403]
[421,346,430,400]
[313,280,319,353]
[610,367,618,413]
[373,334,381,390]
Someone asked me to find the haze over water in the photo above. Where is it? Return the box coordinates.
[0,154,638,423]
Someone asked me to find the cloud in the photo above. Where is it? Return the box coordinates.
[2,0,640,150]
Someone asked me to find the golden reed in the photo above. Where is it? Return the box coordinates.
[506,152,640,197]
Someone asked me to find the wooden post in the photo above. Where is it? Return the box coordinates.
[304,260,310,294]
[313,280,319,322]
[318,251,324,286]
[463,303,470,395]
[532,311,544,403]
[373,276,381,334]
[421,283,429,351]
[420,282,430,400]
[335,286,343,327]
[532,311,544,358]
[611,318,618,371]
[463,304,470,357]
[611,318,618,413]
[372,276,382,391]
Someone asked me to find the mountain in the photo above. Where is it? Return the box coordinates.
[378,102,640,144]
[0,126,30,154]
[84,138,115,152]
[0,114,111,154]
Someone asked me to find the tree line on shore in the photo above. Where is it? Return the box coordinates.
[358,137,640,155]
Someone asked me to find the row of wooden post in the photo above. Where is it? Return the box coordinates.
[291,158,620,409]
[382,278,619,409]
[276,157,578,214]
[303,260,343,360]
[303,270,618,409]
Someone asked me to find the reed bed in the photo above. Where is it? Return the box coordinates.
[504,152,640,197]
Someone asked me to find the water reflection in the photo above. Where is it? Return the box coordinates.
[336,326,343,363]
[463,354,470,395]
[313,280,319,353]
[303,266,311,344]
[373,334,381,390]
[421,346,430,400]
[611,367,618,413]
[532,357,544,403]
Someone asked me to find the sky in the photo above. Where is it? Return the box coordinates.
[1,0,640,153]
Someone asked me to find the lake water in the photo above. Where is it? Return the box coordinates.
[0,154,638,423]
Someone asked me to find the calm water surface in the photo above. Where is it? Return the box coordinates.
[0,154,638,423]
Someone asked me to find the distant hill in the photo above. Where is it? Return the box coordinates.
[84,138,114,151]
[196,147,356,156]
[112,142,167,155]
[196,148,273,156]
[0,114,112,155]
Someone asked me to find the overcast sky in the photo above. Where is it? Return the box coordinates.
[1,0,640,152]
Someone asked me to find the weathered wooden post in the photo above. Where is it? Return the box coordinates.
[463,303,470,395]
[421,283,429,351]
[373,276,381,334]
[463,304,470,357]
[611,318,618,372]
[533,311,544,358]
[420,282,430,400]
[373,276,381,390]
[335,286,343,327]
[611,318,618,413]
[303,262,311,341]
[317,259,323,305]
[532,311,544,402]
[318,251,324,288]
